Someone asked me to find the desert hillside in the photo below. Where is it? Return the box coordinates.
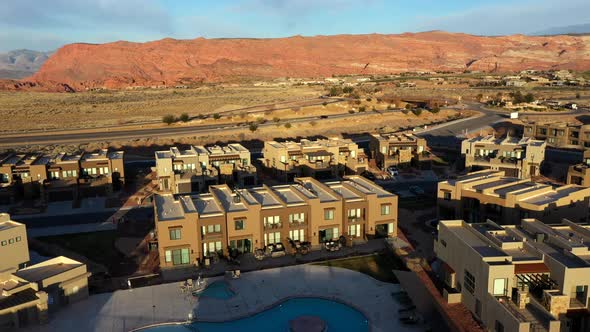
[25,31,590,90]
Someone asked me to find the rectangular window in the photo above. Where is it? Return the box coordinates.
[289,229,305,241]
[464,270,476,294]
[234,219,245,230]
[493,278,507,296]
[388,223,395,234]
[1,240,6,246]
[348,224,361,236]
[348,208,362,218]
[169,228,181,240]
[324,209,335,220]
[443,192,452,201]
[289,213,305,223]
[165,250,172,263]
[8,238,14,244]
[381,204,391,215]
[181,248,190,264]
[15,236,21,242]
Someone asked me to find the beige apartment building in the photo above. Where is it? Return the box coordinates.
[369,132,428,170]
[0,149,125,204]
[262,138,368,182]
[567,149,590,187]
[155,144,257,194]
[522,121,590,150]
[438,170,590,225]
[434,218,590,332]
[154,176,397,269]
[461,135,546,179]
[0,213,90,329]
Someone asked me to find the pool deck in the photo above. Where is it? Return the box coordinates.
[23,265,427,332]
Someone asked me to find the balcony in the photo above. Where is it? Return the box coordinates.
[264,222,282,230]
[347,216,364,223]
[289,220,307,227]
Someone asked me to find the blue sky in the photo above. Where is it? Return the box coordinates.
[1,0,588,52]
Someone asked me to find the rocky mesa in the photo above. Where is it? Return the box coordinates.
[24,31,590,91]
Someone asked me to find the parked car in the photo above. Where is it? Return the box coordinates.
[387,166,399,177]
[409,185,425,195]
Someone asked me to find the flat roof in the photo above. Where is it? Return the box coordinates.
[15,256,84,282]
[272,186,305,205]
[211,187,247,212]
[155,194,185,221]
[326,183,361,200]
[347,176,394,198]
[446,223,509,258]
[297,179,338,203]
[250,188,282,207]
[0,220,23,232]
[193,195,223,216]
[521,186,585,206]
[472,179,518,192]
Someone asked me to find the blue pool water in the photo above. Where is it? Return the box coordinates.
[197,281,235,299]
[141,297,368,332]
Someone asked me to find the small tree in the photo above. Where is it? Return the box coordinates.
[412,108,422,116]
[348,109,355,114]
[273,117,281,123]
[402,109,409,115]
[213,113,221,120]
[366,98,372,102]
[284,123,292,129]
[249,123,258,132]
[179,113,190,122]
[524,93,535,103]
[256,117,266,124]
[430,106,440,114]
[405,104,413,110]
[359,106,366,112]
[162,114,175,125]
[239,111,247,119]
[322,101,328,107]
[329,86,342,96]
[310,121,317,127]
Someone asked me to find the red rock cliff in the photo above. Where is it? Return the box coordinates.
[28,31,590,90]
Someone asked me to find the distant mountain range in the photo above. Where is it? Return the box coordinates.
[2,31,590,92]
[0,49,53,79]
[532,23,590,36]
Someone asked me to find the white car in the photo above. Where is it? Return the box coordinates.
[387,166,399,177]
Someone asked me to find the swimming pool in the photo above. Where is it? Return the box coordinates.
[195,281,235,299]
[139,297,369,332]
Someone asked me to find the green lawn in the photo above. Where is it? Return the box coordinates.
[314,252,405,283]
[37,230,133,276]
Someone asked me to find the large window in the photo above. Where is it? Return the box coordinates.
[202,224,221,235]
[381,204,391,215]
[289,229,305,241]
[493,278,507,296]
[165,248,190,265]
[234,219,245,231]
[324,208,335,220]
[464,270,476,294]
[348,208,362,219]
[289,212,305,223]
[348,224,361,237]
[169,228,181,240]
[264,232,281,246]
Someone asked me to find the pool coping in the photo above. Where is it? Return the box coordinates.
[129,294,373,332]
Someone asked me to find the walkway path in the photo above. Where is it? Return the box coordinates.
[23,265,428,332]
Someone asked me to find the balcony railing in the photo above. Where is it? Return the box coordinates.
[348,216,363,223]
[289,220,307,227]
[264,222,282,230]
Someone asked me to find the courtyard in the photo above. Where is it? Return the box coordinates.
[22,264,429,332]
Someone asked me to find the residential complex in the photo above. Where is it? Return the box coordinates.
[0,214,89,329]
[434,219,590,332]
[567,149,590,187]
[461,135,546,179]
[153,176,397,269]
[262,138,368,182]
[369,132,428,170]
[0,149,125,204]
[155,144,257,194]
[437,170,590,225]
[523,121,590,150]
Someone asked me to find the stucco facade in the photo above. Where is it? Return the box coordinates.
[154,176,397,270]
